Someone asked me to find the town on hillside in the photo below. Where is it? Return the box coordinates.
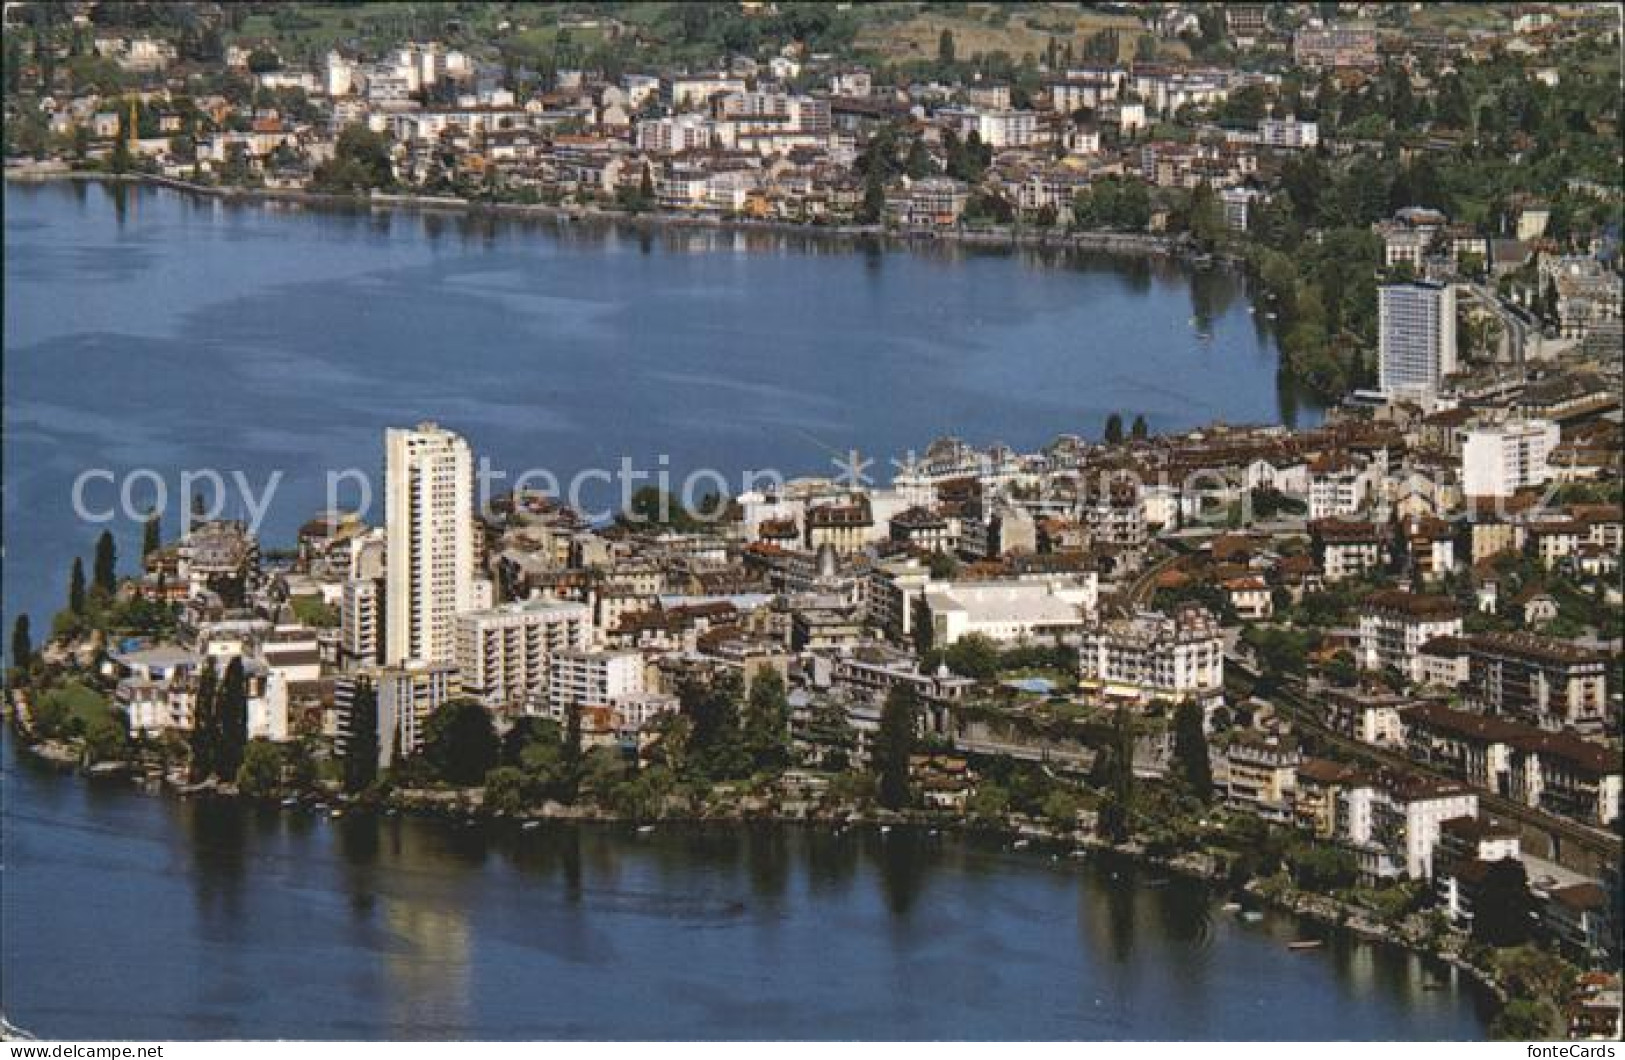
[2,0,1622,1044]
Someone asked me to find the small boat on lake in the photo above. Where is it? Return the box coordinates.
[1288,939,1324,951]
[637,824,656,834]
[1241,910,1265,923]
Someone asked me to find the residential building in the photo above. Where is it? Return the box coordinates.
[548,649,646,720]
[1222,735,1300,820]
[455,597,591,712]
[1461,420,1559,499]
[1311,517,1388,582]
[1464,632,1610,731]
[1258,116,1318,149]
[1337,774,1477,880]
[1358,591,1465,683]
[336,661,461,769]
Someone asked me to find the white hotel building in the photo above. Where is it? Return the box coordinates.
[1078,606,1225,706]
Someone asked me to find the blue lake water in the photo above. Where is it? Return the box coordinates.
[4,179,1317,631]
[0,179,1470,1043]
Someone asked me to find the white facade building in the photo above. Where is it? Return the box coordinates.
[385,424,476,667]
[1378,282,1457,399]
[1258,116,1318,149]
[455,598,591,712]
[548,650,646,720]
[1461,420,1559,499]
[920,575,1097,646]
[1078,606,1225,704]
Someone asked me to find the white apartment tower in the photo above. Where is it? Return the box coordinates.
[1461,420,1560,499]
[1379,282,1457,398]
[385,423,475,667]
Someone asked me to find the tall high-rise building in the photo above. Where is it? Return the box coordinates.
[385,423,475,666]
[1378,281,1457,398]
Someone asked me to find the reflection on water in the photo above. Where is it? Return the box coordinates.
[0,734,1492,1040]
[383,898,471,1037]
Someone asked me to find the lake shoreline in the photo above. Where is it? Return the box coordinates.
[7,717,1506,1025]
[4,165,1203,261]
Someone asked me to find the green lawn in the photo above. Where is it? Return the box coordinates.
[290,594,340,628]
[37,679,114,729]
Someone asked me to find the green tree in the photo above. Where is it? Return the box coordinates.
[968,781,1011,821]
[9,614,31,676]
[82,713,127,765]
[1104,413,1124,445]
[562,700,584,801]
[857,169,886,225]
[742,669,791,772]
[944,634,1000,680]
[68,557,86,615]
[343,677,378,793]
[1186,182,1226,250]
[1095,707,1135,842]
[938,28,956,66]
[685,671,751,781]
[1172,699,1212,800]
[483,766,531,815]
[93,530,117,598]
[216,657,249,781]
[874,683,918,810]
[109,124,132,174]
[1130,414,1149,441]
[235,739,284,797]
[246,47,280,74]
[311,125,395,193]
[1042,789,1081,829]
[1473,859,1534,948]
[424,699,500,786]
[188,658,220,782]
[1489,999,1557,1041]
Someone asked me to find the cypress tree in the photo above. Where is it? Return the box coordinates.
[743,669,791,772]
[142,510,161,557]
[1131,414,1149,440]
[189,658,220,782]
[92,530,117,598]
[343,677,378,794]
[217,657,248,781]
[1104,413,1124,445]
[563,699,583,802]
[1097,706,1136,842]
[69,557,87,614]
[1172,699,1213,801]
[875,683,919,810]
[10,614,31,675]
